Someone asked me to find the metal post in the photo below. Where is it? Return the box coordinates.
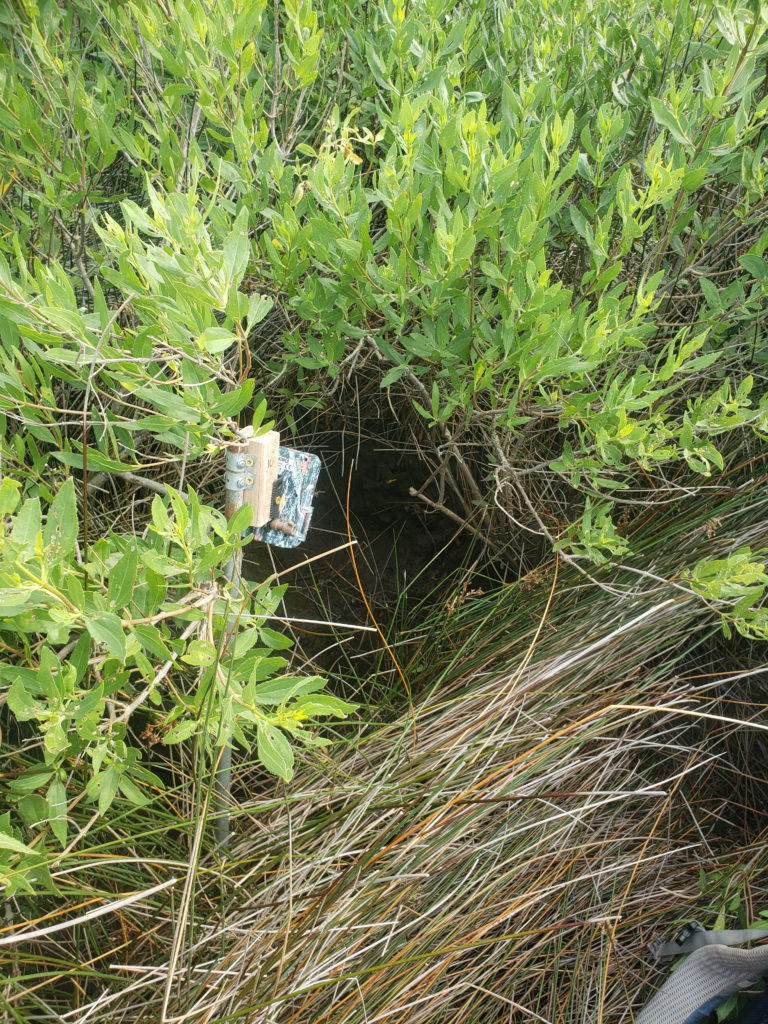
[214,437,254,848]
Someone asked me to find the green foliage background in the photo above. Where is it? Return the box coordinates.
[0,0,766,915]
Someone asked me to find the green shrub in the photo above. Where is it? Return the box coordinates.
[0,0,766,893]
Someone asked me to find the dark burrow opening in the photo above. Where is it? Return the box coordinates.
[242,426,482,692]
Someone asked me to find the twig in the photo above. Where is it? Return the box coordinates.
[408,487,504,555]
[87,470,175,499]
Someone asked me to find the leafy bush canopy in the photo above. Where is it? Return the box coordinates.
[0,0,766,892]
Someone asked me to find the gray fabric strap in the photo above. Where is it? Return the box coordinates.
[651,921,768,960]
[637,944,768,1024]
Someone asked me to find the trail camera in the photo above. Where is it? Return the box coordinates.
[225,428,320,549]
[250,446,321,549]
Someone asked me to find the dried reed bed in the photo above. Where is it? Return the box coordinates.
[195,619,764,1024]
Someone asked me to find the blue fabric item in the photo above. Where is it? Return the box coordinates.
[681,993,732,1024]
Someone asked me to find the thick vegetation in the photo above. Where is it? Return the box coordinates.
[0,0,767,1021]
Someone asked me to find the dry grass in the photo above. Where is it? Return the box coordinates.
[10,463,761,1024]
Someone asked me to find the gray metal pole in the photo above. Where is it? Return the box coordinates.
[214,437,252,849]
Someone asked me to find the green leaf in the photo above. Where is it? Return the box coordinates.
[454,228,476,262]
[46,777,67,848]
[98,766,120,815]
[54,450,141,473]
[294,694,357,718]
[151,495,173,536]
[134,385,201,423]
[163,719,198,744]
[43,722,68,756]
[649,97,691,147]
[18,794,49,828]
[85,612,127,661]
[197,327,238,354]
[0,477,20,515]
[133,622,173,660]
[118,774,149,806]
[257,722,294,780]
[0,590,39,616]
[231,626,264,658]
[259,627,293,650]
[569,205,591,242]
[247,654,289,684]
[577,152,594,182]
[0,827,35,856]
[739,254,768,282]
[121,200,158,235]
[107,549,138,611]
[223,207,251,285]
[247,293,273,327]
[253,674,324,704]
[700,276,721,310]
[209,378,255,418]
[144,571,167,615]
[181,639,217,667]
[380,364,408,388]
[70,633,91,684]
[43,478,78,561]
[8,769,54,794]
[167,487,189,532]
[7,677,37,721]
[11,497,42,549]
[365,43,392,89]
[227,502,253,537]
[682,166,707,192]
[140,550,185,576]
